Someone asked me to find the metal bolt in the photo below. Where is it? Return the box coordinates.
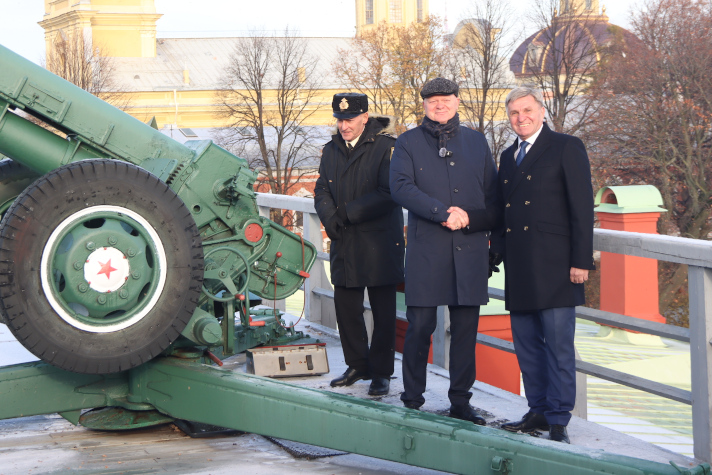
[127,248,136,257]
[119,289,129,299]
[78,283,89,293]
[97,295,107,305]
[132,271,141,280]
[108,235,117,245]
[73,261,83,270]
[86,242,96,251]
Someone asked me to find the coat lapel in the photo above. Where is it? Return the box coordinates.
[341,136,373,175]
[506,123,552,199]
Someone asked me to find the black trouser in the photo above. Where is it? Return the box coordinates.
[400,305,480,407]
[333,284,397,379]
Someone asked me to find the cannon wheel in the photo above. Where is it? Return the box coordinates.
[0,159,204,374]
[0,159,41,323]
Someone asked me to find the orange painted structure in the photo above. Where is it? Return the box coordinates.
[595,186,667,324]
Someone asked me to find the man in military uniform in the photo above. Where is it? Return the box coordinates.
[389,78,501,423]
[494,86,595,444]
[314,93,404,396]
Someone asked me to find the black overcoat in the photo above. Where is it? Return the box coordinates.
[389,125,500,307]
[314,117,405,288]
[491,123,595,312]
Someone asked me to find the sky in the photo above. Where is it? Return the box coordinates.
[0,0,636,65]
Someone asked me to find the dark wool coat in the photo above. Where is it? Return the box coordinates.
[314,117,405,288]
[389,125,500,307]
[491,123,595,312]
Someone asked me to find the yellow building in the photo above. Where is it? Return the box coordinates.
[38,0,431,134]
[355,0,429,34]
[40,0,161,59]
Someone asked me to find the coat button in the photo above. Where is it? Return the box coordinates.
[454,188,459,193]
[525,201,530,205]
[450,161,455,166]
[505,203,510,207]
[524,226,529,231]
[506,228,511,232]
[456,246,462,251]
[527,175,531,180]
[504,179,508,184]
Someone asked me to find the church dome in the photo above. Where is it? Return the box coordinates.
[510,4,638,78]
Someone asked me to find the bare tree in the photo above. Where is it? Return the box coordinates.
[45,30,128,109]
[587,0,712,323]
[448,0,518,159]
[333,17,445,131]
[214,29,324,224]
[516,0,610,134]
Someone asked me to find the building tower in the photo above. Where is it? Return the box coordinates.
[559,0,601,16]
[39,0,162,59]
[355,0,430,35]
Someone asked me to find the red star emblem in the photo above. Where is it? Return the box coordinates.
[97,259,117,279]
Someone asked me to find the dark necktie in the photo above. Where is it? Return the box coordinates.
[516,140,529,166]
[347,143,354,153]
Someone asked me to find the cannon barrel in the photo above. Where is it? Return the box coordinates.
[0,43,316,374]
[0,44,193,172]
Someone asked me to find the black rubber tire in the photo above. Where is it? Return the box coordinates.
[0,159,204,374]
[0,159,41,324]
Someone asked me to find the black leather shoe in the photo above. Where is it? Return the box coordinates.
[368,377,390,396]
[549,425,570,444]
[501,412,549,433]
[330,368,369,387]
[403,401,421,410]
[449,404,486,426]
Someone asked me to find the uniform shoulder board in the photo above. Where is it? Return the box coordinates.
[378,132,396,140]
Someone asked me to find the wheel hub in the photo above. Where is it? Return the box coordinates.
[40,205,167,333]
[84,247,131,293]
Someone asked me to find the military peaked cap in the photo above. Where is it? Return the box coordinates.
[332,92,368,119]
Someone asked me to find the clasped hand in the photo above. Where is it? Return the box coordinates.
[442,206,469,231]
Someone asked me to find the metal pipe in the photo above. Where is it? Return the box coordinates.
[0,102,105,173]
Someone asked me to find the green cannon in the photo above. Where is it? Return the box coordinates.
[0,43,316,375]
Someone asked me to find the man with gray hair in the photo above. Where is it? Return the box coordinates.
[493,86,594,444]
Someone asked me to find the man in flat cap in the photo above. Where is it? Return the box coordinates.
[314,92,404,396]
[390,78,501,422]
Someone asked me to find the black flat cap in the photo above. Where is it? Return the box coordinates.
[420,77,459,99]
[332,93,368,119]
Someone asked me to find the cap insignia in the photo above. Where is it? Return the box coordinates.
[339,98,349,110]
